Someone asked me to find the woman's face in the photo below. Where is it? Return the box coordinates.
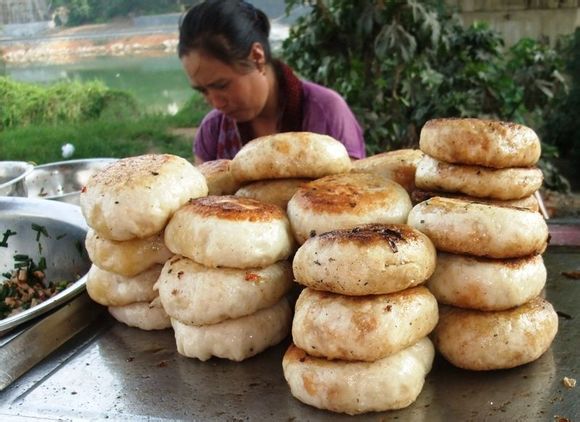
[181,50,269,122]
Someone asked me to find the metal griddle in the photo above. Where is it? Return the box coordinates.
[0,246,578,421]
[0,292,103,391]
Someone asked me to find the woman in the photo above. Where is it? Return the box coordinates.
[178,0,366,164]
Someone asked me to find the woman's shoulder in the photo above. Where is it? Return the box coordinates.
[196,109,233,139]
[301,80,346,108]
[299,79,365,159]
[301,80,359,126]
[199,109,225,128]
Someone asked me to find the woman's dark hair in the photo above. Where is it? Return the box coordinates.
[178,0,271,68]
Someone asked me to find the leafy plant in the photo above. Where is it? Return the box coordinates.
[542,29,580,164]
[0,77,139,130]
[282,0,567,161]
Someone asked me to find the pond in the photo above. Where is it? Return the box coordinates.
[4,54,193,115]
[1,2,301,115]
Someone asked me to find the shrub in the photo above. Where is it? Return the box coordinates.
[0,77,139,130]
[542,29,580,164]
[282,0,566,155]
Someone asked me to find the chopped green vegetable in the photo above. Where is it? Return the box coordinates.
[0,229,17,248]
[0,256,73,319]
[31,223,49,241]
[54,280,70,292]
[37,257,47,272]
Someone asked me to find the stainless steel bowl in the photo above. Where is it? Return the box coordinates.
[25,158,118,205]
[0,161,34,197]
[0,197,91,334]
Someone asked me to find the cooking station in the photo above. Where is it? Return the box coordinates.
[0,240,578,421]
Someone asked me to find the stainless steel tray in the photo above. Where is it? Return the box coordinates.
[0,245,578,420]
[0,292,103,391]
[0,197,91,335]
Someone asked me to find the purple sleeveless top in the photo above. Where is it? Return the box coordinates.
[194,80,366,161]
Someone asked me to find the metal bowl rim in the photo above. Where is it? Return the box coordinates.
[39,191,81,201]
[0,161,35,190]
[0,196,89,334]
[30,157,118,169]
[26,158,118,201]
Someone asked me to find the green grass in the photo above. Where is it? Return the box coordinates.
[0,115,198,164]
[0,76,210,164]
[170,92,211,128]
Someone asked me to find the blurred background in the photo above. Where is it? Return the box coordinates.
[0,0,579,215]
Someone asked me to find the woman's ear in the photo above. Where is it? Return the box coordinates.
[249,42,266,73]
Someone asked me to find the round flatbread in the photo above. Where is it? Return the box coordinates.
[197,159,242,195]
[411,189,539,212]
[108,297,171,331]
[420,118,541,168]
[292,287,438,361]
[80,154,208,240]
[432,297,558,370]
[230,132,352,182]
[427,253,546,311]
[86,264,162,307]
[415,155,543,200]
[164,196,295,268]
[293,224,436,295]
[283,338,435,415]
[235,178,311,210]
[172,298,291,361]
[287,173,412,244]
[85,228,173,277]
[352,149,423,193]
[156,256,292,325]
[407,197,548,258]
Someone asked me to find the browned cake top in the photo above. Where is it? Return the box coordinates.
[293,173,404,214]
[314,223,422,249]
[421,196,536,213]
[87,154,177,188]
[184,195,285,222]
[424,117,528,140]
[198,159,231,177]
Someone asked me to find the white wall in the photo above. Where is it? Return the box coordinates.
[448,0,580,45]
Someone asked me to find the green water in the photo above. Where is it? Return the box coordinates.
[5,54,194,115]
